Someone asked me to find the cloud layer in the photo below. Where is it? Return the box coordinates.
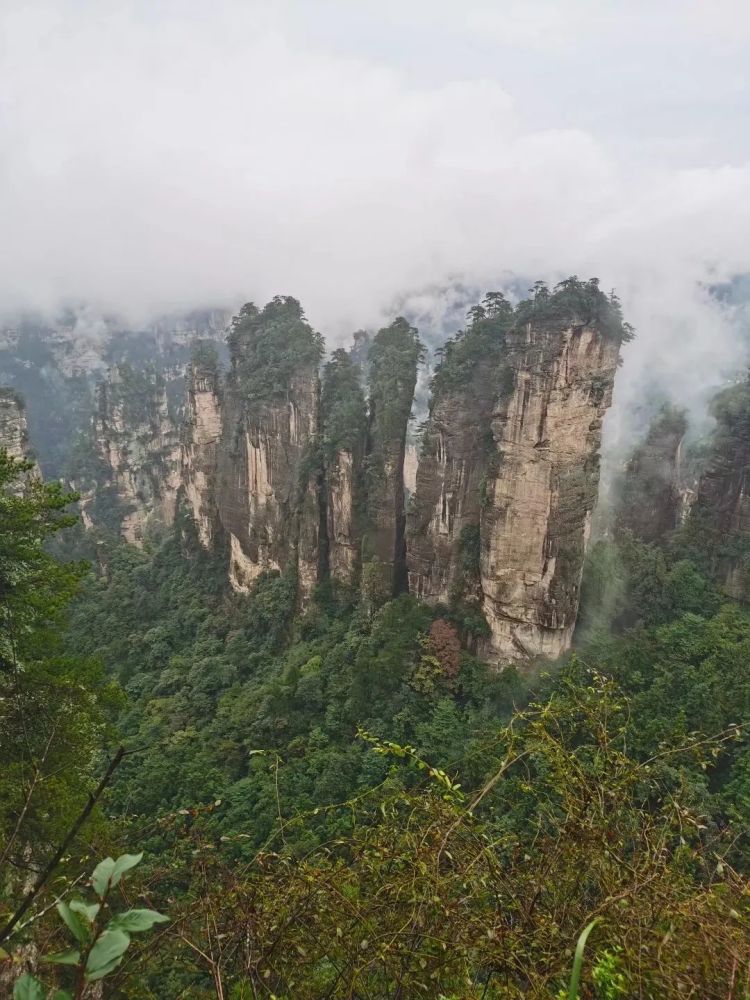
[3,0,750,452]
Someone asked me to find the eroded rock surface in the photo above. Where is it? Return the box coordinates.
[408,283,628,662]
[90,366,182,545]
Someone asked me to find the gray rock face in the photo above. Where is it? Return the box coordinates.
[182,360,223,549]
[219,371,321,600]
[214,298,324,603]
[408,286,625,663]
[0,389,32,461]
[478,322,620,660]
[361,319,422,607]
[87,366,182,545]
[613,405,688,545]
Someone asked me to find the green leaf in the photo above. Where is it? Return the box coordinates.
[109,908,168,933]
[42,948,81,966]
[56,901,88,944]
[53,992,73,1000]
[69,900,100,923]
[110,852,143,885]
[91,857,116,897]
[85,928,130,977]
[13,973,44,1000]
[85,954,125,982]
[0,945,8,959]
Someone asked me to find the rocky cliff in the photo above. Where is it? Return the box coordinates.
[408,281,629,661]
[613,404,688,545]
[0,388,33,461]
[362,319,423,606]
[86,365,182,544]
[679,377,750,598]
[217,298,324,601]
[0,308,228,478]
[183,306,420,605]
[9,281,638,667]
[320,349,368,588]
[408,295,513,607]
[182,343,223,548]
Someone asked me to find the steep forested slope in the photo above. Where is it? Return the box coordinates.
[3,280,750,996]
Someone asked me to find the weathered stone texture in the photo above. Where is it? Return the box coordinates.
[90,368,182,545]
[479,323,620,660]
[218,372,320,600]
[613,405,688,545]
[182,365,223,548]
[408,317,621,663]
[0,389,32,461]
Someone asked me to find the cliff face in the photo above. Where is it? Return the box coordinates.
[479,320,620,660]
[217,298,324,601]
[0,389,32,461]
[408,299,511,606]
[0,308,228,479]
[408,283,628,662]
[680,379,750,598]
[89,365,182,545]
[182,346,223,548]
[17,282,635,666]
[362,319,422,606]
[613,405,688,545]
[321,350,368,588]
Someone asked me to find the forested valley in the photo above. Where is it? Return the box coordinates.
[1,281,750,998]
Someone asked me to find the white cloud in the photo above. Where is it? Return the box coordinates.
[2,0,750,453]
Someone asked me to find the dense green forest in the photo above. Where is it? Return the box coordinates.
[2,434,750,995]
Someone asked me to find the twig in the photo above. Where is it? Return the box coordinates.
[0,745,125,944]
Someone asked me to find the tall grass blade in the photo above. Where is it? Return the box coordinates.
[567,918,600,1000]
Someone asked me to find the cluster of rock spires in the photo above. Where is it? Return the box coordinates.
[56,279,628,662]
[6,280,750,664]
[40,278,750,663]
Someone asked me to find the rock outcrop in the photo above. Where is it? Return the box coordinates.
[13,281,635,666]
[0,308,228,479]
[613,405,688,545]
[408,297,512,607]
[89,365,182,545]
[0,388,33,462]
[680,377,750,598]
[479,319,621,660]
[217,298,324,601]
[362,319,423,606]
[408,282,629,662]
[321,349,368,588]
[182,343,223,548]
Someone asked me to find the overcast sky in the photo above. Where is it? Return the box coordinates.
[2,0,750,448]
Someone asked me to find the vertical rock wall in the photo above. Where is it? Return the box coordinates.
[479,322,620,660]
[217,298,324,602]
[613,405,688,545]
[320,349,368,588]
[407,303,507,605]
[0,389,33,462]
[408,284,627,663]
[219,372,320,596]
[182,350,223,548]
[91,366,182,545]
[362,319,422,606]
